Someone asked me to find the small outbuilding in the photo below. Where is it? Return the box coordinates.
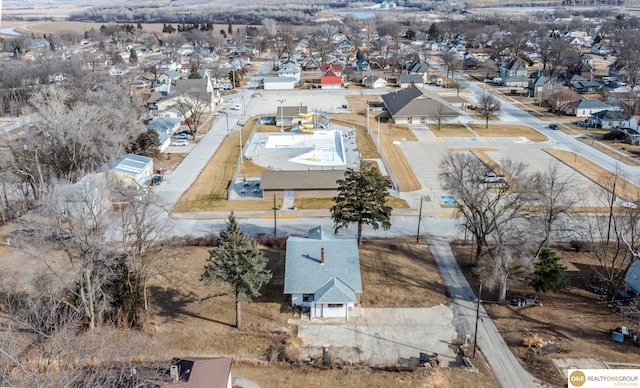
[107,154,154,188]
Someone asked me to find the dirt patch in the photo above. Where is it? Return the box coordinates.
[451,241,640,387]
[544,148,640,202]
[470,124,548,142]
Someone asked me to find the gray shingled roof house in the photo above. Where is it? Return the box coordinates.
[284,226,362,320]
[381,85,459,124]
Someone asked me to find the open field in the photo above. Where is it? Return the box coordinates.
[470,124,548,142]
[452,240,640,387]
[0,233,498,386]
[544,148,640,202]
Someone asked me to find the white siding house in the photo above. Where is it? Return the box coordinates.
[284,226,362,320]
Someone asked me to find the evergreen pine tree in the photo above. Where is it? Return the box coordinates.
[428,23,440,41]
[530,248,569,293]
[201,213,272,329]
[331,158,392,245]
[129,49,138,64]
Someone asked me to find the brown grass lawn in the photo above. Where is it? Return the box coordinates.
[359,239,448,307]
[430,124,474,137]
[331,111,422,192]
[451,241,640,387]
[173,120,262,212]
[470,124,549,142]
[577,137,640,167]
[0,235,497,387]
[544,148,640,202]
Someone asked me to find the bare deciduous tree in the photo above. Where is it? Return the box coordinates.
[261,18,278,37]
[530,163,580,250]
[449,79,467,97]
[439,152,535,265]
[579,175,640,301]
[173,93,209,138]
[476,91,501,128]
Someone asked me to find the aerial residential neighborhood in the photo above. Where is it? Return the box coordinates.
[2,0,640,386]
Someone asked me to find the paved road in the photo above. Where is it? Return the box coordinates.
[427,235,537,388]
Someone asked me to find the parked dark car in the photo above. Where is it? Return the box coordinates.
[259,116,277,125]
[151,175,163,186]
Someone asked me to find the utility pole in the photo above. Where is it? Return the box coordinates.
[473,283,482,358]
[377,116,380,154]
[225,109,229,134]
[416,196,423,243]
[273,194,277,237]
[277,99,286,133]
[239,126,243,165]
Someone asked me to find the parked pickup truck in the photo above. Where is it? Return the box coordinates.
[478,172,506,184]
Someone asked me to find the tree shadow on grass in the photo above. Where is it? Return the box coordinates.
[149,286,235,328]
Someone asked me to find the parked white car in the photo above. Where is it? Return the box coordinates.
[171,139,189,146]
[232,104,241,110]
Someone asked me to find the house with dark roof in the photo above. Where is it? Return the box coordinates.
[528,75,548,98]
[568,75,602,94]
[405,61,429,74]
[588,109,628,129]
[499,58,528,79]
[284,226,362,320]
[381,85,459,124]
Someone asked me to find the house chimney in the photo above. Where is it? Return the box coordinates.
[321,247,325,265]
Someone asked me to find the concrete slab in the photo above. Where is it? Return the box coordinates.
[553,358,608,380]
[297,305,459,367]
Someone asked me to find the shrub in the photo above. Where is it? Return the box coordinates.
[255,235,288,249]
[569,240,591,252]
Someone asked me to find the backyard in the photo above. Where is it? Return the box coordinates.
[451,241,640,387]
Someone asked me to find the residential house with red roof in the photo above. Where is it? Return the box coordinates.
[320,63,343,89]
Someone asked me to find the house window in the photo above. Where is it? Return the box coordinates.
[420,117,426,123]
[302,294,314,303]
[328,303,343,308]
[407,117,413,124]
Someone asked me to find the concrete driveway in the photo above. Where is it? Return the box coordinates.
[296,305,458,367]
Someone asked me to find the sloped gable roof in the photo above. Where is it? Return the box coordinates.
[109,154,152,177]
[284,226,362,295]
[577,98,608,109]
[381,85,458,118]
[314,277,357,303]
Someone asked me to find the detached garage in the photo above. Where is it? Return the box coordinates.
[263,76,295,90]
